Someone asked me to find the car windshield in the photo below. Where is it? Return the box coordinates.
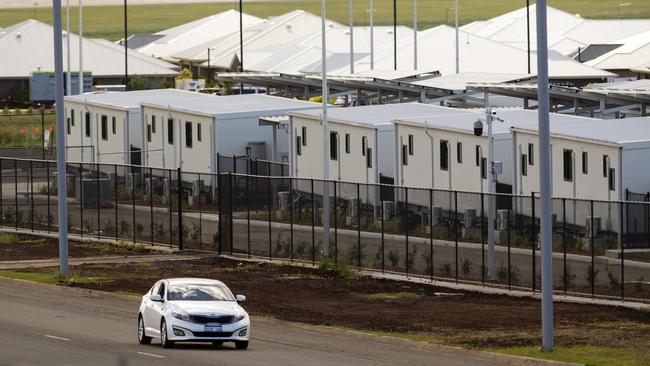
[167,284,235,301]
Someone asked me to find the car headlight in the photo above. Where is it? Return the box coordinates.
[233,313,246,322]
[172,311,191,322]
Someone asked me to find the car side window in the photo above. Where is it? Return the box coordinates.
[158,283,166,300]
[151,282,160,295]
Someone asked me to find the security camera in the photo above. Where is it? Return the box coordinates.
[473,120,484,136]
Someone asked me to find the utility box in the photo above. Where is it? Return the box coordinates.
[31,71,92,102]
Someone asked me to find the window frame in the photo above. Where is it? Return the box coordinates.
[528,143,534,165]
[100,115,108,141]
[581,151,588,174]
[296,136,302,156]
[301,126,307,146]
[111,116,116,134]
[167,118,174,145]
[563,149,574,182]
[608,168,615,191]
[402,144,408,166]
[439,140,449,171]
[366,147,373,168]
[456,142,463,164]
[345,133,350,154]
[329,131,338,161]
[408,134,414,155]
[521,154,528,176]
[84,112,91,137]
[197,123,202,142]
[185,121,193,148]
[362,136,367,157]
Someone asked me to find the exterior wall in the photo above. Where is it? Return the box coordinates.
[621,143,650,195]
[64,100,128,164]
[515,131,621,201]
[214,116,289,163]
[142,106,214,174]
[290,116,377,184]
[396,123,489,193]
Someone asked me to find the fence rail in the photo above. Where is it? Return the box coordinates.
[0,156,649,303]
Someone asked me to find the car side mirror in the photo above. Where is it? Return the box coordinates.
[150,294,163,302]
[236,295,246,303]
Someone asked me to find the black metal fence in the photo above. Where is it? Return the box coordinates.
[0,156,648,303]
[216,153,288,177]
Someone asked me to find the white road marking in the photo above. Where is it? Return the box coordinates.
[137,351,166,359]
[44,334,71,341]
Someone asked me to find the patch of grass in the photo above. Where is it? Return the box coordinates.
[0,233,46,245]
[489,346,649,366]
[0,233,19,245]
[317,258,359,280]
[115,290,144,297]
[0,270,108,285]
[366,291,421,300]
[2,1,649,41]
[331,326,452,346]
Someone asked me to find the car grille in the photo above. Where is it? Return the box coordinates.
[192,331,234,338]
[190,315,235,324]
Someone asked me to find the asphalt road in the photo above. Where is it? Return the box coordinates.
[0,278,562,366]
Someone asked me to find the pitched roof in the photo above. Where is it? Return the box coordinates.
[0,20,178,79]
[585,30,650,71]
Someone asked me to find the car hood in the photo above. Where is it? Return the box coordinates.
[169,301,243,316]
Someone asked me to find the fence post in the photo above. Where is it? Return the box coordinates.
[646,192,650,248]
[169,169,173,248]
[114,164,118,241]
[621,200,625,302]
[267,176,272,260]
[46,160,51,232]
[454,190,459,284]
[198,173,203,250]
[531,192,536,293]
[405,186,409,276]
[247,174,251,258]
[334,181,338,264]
[96,163,100,239]
[148,167,153,244]
[357,182,361,268]
[481,192,485,284]
[30,160,34,232]
[0,159,3,227]
[228,172,233,254]
[177,168,183,251]
[41,110,45,160]
[562,197,567,295]
[310,179,315,265]
[381,186,385,273]
[132,168,136,244]
[507,209,512,290]
[290,177,294,261]
[79,162,84,236]
[232,155,237,174]
[429,188,434,281]
[590,199,595,299]
[14,159,18,231]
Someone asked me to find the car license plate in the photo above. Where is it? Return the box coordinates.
[205,325,222,333]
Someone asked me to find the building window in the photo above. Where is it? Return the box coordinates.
[296,136,302,156]
[367,148,373,168]
[67,117,71,135]
[362,136,367,156]
[475,145,481,166]
[330,132,338,160]
[147,124,152,142]
[185,122,193,148]
[563,149,573,182]
[408,134,414,155]
[528,143,534,165]
[609,168,615,191]
[302,126,307,146]
[112,116,116,134]
[456,142,463,164]
[345,133,350,154]
[582,151,588,174]
[481,157,487,179]
[151,116,156,133]
[402,145,408,166]
[70,109,75,126]
[521,154,528,176]
[84,112,91,137]
[167,118,174,144]
[440,140,449,171]
[602,155,608,177]
[100,115,108,140]
[197,123,202,142]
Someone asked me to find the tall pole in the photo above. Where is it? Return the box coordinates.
[321,0,330,258]
[239,0,244,94]
[53,0,69,276]
[78,0,83,95]
[536,0,554,352]
[349,0,354,74]
[124,0,128,90]
[413,0,417,70]
[485,92,496,281]
[65,0,71,95]
[393,0,397,70]
[455,0,459,74]
[370,0,374,70]
[527,0,531,74]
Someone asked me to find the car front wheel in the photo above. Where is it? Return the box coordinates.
[235,341,249,350]
[138,316,152,345]
[160,319,174,348]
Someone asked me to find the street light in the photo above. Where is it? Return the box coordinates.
[124,0,129,91]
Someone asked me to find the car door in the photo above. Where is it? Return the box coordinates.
[143,281,162,335]
[149,281,167,335]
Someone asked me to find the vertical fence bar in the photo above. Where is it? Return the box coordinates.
[114,164,118,241]
[80,162,84,236]
[15,159,19,231]
[562,198,567,295]
[96,163,100,239]
[429,188,434,280]
[481,192,485,284]
[149,167,154,244]
[334,181,338,263]
[177,168,184,250]
[454,190,459,283]
[310,179,315,265]
[169,169,173,248]
[30,160,34,232]
[357,182,361,268]
[267,176,272,260]
[247,174,251,258]
[590,199,595,299]
[531,192,536,293]
[132,168,136,244]
[198,173,202,250]
[290,177,294,261]
[228,172,233,254]
[507,208,512,290]
[620,200,625,302]
[0,159,3,227]
[46,161,51,232]
[404,187,409,276]
[381,188,385,273]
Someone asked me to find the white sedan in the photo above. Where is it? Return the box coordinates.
[138,278,250,349]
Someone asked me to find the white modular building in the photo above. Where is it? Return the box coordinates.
[140,93,319,174]
[287,103,456,185]
[64,89,194,164]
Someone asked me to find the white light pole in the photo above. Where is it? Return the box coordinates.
[455,0,459,74]
[536,0,554,352]
[413,0,417,70]
[349,0,354,74]
[53,0,69,276]
[321,0,330,258]
[65,0,71,95]
[369,0,374,70]
[78,0,83,95]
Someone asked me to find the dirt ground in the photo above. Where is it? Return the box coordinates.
[14,256,650,361]
[0,233,159,261]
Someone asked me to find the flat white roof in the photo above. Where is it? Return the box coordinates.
[64,89,201,111]
[410,72,533,91]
